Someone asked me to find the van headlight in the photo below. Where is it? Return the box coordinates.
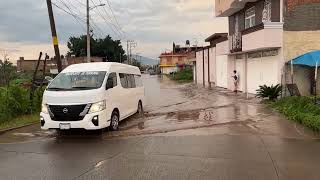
[42,104,49,114]
[89,100,106,113]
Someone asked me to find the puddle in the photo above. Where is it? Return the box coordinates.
[12,133,36,137]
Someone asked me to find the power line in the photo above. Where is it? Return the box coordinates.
[89,0,123,39]
[105,0,125,36]
[52,0,103,38]
[52,1,86,31]
[73,0,86,7]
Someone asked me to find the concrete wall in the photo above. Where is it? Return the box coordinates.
[227,56,236,90]
[242,23,283,52]
[215,0,235,16]
[209,47,216,85]
[196,51,204,86]
[216,40,229,55]
[204,49,209,87]
[283,30,320,61]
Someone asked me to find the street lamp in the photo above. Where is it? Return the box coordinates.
[89,4,105,10]
[87,1,105,63]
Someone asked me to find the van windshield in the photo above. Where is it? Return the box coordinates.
[47,71,107,91]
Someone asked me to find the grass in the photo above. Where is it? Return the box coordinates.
[270,96,320,131]
[0,114,39,131]
[168,69,193,83]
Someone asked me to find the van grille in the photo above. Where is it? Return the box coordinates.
[48,104,89,121]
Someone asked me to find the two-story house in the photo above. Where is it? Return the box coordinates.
[215,0,320,95]
[159,45,200,74]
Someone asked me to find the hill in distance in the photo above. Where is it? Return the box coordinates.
[132,54,159,65]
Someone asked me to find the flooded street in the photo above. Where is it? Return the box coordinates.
[1,75,320,179]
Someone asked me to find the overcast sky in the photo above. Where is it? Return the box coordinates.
[0,0,228,63]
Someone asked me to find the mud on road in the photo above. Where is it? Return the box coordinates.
[0,75,319,143]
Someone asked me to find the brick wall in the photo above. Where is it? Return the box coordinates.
[286,0,320,12]
[285,0,320,30]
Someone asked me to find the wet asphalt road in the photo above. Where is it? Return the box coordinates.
[1,75,320,180]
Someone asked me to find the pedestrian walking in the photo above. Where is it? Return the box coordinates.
[232,70,239,93]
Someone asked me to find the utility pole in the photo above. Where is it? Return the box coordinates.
[127,40,129,64]
[126,40,136,64]
[86,0,91,63]
[46,0,62,72]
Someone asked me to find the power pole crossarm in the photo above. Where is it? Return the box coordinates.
[46,0,62,72]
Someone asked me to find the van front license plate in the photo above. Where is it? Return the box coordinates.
[59,123,71,130]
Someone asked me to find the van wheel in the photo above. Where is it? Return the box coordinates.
[110,111,119,131]
[137,101,143,116]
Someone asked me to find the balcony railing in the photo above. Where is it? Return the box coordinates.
[229,32,242,53]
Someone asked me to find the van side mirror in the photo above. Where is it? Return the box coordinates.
[106,79,114,90]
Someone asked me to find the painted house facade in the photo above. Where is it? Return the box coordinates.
[159,53,187,74]
[198,0,320,95]
[159,46,200,74]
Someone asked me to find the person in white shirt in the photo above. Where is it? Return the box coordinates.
[232,70,239,93]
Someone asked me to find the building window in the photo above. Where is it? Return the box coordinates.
[245,7,256,29]
[262,49,278,57]
[248,52,262,59]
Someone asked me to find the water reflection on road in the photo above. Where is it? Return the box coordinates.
[0,74,319,143]
[107,75,320,139]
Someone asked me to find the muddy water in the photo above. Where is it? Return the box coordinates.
[106,75,320,139]
[1,74,319,143]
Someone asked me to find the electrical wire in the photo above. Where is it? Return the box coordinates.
[89,0,123,39]
[105,0,125,36]
[53,0,104,38]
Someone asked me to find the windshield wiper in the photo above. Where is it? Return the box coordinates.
[47,87,70,91]
[71,86,95,90]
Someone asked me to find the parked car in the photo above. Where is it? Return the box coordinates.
[40,62,145,131]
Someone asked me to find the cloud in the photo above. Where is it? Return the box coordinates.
[0,0,228,62]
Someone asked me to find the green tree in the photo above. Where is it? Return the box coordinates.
[0,60,16,87]
[131,58,142,69]
[67,35,126,62]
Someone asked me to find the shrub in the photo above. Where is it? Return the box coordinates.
[256,84,282,101]
[271,96,320,131]
[170,69,193,82]
[0,85,44,123]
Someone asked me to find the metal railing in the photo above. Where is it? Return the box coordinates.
[229,32,242,52]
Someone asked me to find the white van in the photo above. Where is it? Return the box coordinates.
[40,62,145,131]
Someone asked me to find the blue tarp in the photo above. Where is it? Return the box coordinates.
[291,50,320,67]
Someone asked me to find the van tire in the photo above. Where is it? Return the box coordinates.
[137,101,143,116]
[110,111,119,131]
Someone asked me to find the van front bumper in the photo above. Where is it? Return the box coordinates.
[40,110,110,130]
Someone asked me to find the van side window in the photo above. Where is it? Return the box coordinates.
[128,74,136,88]
[106,73,117,89]
[135,75,143,87]
[119,73,128,88]
[119,73,137,89]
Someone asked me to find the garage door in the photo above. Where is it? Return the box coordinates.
[235,59,245,92]
[216,55,228,88]
[247,56,279,94]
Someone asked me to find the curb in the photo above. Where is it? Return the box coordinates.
[0,122,39,135]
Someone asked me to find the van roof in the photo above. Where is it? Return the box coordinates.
[62,62,141,75]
